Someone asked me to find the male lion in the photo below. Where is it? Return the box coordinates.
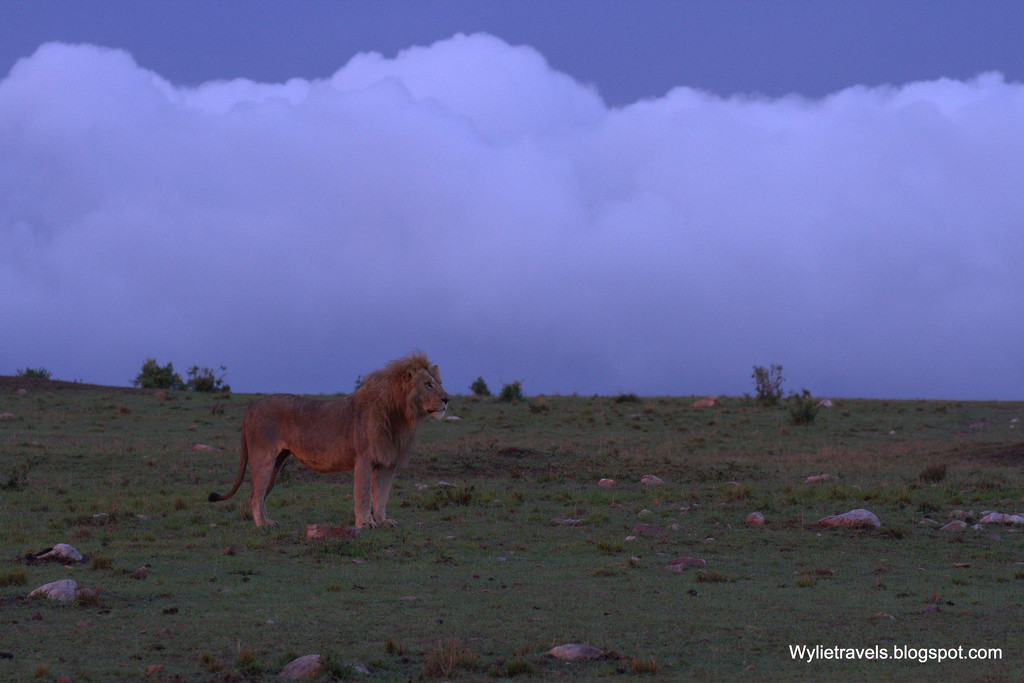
[208,353,448,528]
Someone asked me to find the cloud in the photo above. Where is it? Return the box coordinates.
[2,35,1022,398]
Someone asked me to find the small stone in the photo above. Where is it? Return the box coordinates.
[146,664,165,675]
[0,412,15,420]
[222,546,236,556]
[192,444,216,452]
[597,478,617,488]
[280,654,322,679]
[130,567,148,580]
[29,579,79,601]
[746,512,765,526]
[939,520,967,532]
[818,509,880,528]
[550,518,584,526]
[640,474,664,486]
[948,510,973,521]
[546,644,604,661]
[805,474,833,483]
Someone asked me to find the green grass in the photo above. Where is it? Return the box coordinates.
[1,378,1022,680]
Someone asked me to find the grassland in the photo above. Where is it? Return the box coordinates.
[1,376,1022,681]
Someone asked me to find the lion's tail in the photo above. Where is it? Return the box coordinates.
[208,428,249,503]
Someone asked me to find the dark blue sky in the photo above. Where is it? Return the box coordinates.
[3,1,1024,105]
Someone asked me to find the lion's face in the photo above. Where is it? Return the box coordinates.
[412,366,449,419]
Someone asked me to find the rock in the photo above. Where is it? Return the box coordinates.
[980,513,1009,524]
[746,512,765,526]
[818,509,880,529]
[29,579,79,601]
[939,520,967,532]
[948,510,973,521]
[0,412,15,420]
[36,543,84,563]
[146,664,164,675]
[640,474,664,486]
[918,518,939,526]
[129,567,148,580]
[817,399,834,407]
[304,525,361,540]
[1009,515,1024,525]
[597,478,617,488]
[280,654,322,679]
[546,644,604,661]
[192,444,217,452]
[550,518,584,526]
[804,474,834,483]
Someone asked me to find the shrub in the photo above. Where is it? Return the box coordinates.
[498,381,524,402]
[185,365,230,393]
[788,389,819,425]
[469,376,491,396]
[752,364,785,406]
[133,359,183,390]
[17,367,51,380]
[615,392,641,403]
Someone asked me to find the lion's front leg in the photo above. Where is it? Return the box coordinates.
[353,458,377,529]
[371,465,398,527]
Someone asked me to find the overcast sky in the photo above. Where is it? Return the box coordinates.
[2,2,1023,399]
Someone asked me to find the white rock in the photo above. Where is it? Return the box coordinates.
[640,474,664,486]
[546,644,604,661]
[38,543,83,562]
[597,478,617,488]
[29,579,79,601]
[746,512,765,526]
[805,474,834,483]
[980,513,1009,524]
[1009,515,1024,525]
[939,520,967,532]
[818,509,880,528]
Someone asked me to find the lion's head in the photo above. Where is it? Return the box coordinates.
[361,352,449,423]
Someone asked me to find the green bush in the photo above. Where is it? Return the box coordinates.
[752,364,785,406]
[16,367,51,380]
[185,365,230,393]
[469,376,491,396]
[498,381,523,402]
[132,359,183,390]
[788,389,819,425]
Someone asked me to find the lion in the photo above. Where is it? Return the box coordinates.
[208,353,448,528]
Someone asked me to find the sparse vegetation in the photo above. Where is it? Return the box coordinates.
[132,358,183,389]
[470,376,491,396]
[752,363,785,406]
[498,380,524,402]
[788,388,820,425]
[17,366,51,380]
[185,364,230,393]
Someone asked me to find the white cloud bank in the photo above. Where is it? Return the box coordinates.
[2,34,1022,398]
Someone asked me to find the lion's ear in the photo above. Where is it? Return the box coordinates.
[429,365,441,381]
[403,369,416,383]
